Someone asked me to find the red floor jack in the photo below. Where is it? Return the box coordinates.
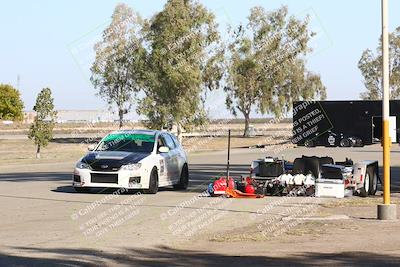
[208,130,264,198]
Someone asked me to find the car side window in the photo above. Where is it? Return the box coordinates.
[157,136,166,151]
[169,134,180,148]
[163,134,176,150]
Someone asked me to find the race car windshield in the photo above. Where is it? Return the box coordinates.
[96,133,155,153]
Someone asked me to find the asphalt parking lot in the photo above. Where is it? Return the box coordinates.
[1,144,400,266]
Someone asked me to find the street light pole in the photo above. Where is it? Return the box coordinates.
[378,0,397,220]
[382,0,390,205]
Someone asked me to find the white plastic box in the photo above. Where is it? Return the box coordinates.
[315,179,345,198]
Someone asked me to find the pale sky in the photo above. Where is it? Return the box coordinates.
[1,0,400,119]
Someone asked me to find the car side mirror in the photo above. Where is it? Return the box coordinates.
[158,146,170,153]
[88,144,96,151]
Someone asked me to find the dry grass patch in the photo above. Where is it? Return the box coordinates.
[209,219,357,243]
[321,196,400,208]
[0,139,86,165]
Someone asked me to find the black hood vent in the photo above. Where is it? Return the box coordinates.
[81,151,150,172]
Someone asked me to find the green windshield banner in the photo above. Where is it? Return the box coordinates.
[103,133,155,143]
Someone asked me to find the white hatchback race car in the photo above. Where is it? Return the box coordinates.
[73,130,189,194]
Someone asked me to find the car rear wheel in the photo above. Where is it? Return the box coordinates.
[174,164,189,190]
[144,168,158,194]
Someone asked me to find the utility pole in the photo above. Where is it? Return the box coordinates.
[226,129,231,178]
[378,0,397,220]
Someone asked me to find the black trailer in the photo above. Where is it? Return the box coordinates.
[292,100,400,147]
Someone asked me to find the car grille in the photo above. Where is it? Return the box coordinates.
[90,165,121,172]
[91,173,118,183]
[90,161,122,172]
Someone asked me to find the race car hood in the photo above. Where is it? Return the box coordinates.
[81,151,150,171]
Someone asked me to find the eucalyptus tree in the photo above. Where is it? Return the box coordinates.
[91,3,146,128]
[358,26,400,100]
[137,0,224,139]
[225,6,326,136]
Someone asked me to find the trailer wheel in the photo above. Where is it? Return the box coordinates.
[359,171,370,197]
[340,138,351,147]
[305,140,315,147]
[368,166,378,195]
[353,138,364,147]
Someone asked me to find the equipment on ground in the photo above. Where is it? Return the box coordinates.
[251,156,380,198]
[207,130,379,199]
[207,130,264,198]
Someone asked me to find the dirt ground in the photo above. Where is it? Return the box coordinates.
[0,121,291,135]
[0,141,400,266]
[0,133,292,164]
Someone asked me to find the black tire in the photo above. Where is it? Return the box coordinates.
[144,168,159,194]
[74,187,91,193]
[305,140,315,147]
[340,138,351,147]
[359,170,370,197]
[302,156,320,178]
[354,138,364,147]
[174,164,189,190]
[271,184,282,196]
[368,166,378,195]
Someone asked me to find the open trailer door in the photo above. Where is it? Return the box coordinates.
[371,116,396,143]
[389,116,397,143]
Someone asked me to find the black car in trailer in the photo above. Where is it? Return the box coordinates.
[292,100,400,147]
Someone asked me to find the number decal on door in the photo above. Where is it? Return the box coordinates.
[160,159,165,175]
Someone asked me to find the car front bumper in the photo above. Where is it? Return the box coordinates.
[72,168,149,189]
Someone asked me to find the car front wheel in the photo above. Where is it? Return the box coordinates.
[144,168,159,194]
[174,164,189,190]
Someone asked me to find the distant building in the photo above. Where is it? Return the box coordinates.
[23,111,36,124]
[1,120,13,125]
[22,110,139,124]
[55,110,115,123]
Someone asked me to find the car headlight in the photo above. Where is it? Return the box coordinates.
[76,161,91,169]
[121,163,141,171]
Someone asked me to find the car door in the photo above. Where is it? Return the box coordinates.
[156,134,175,185]
[162,133,180,182]
[169,133,186,174]
[155,135,170,186]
